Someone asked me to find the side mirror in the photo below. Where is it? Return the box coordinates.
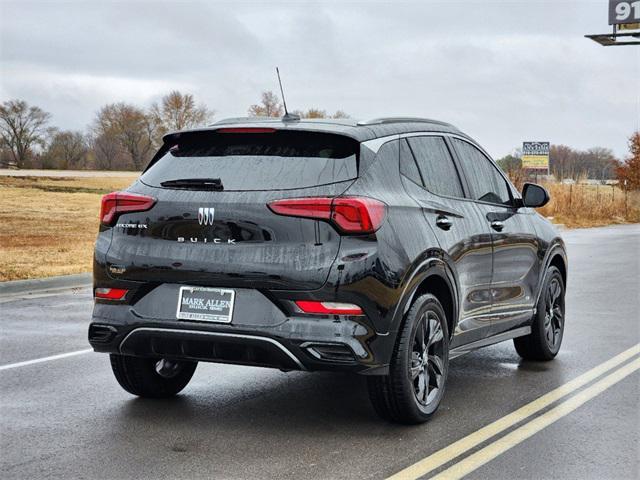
[521,183,550,208]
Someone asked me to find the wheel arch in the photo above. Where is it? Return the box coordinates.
[535,241,568,306]
[411,275,456,340]
[549,252,567,287]
[392,257,459,340]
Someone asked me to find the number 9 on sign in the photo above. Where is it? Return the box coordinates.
[615,1,640,22]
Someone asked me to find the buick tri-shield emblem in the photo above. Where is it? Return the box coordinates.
[198,207,215,226]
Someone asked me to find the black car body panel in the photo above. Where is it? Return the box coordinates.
[90,117,567,376]
[103,180,352,290]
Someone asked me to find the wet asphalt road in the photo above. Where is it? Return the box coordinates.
[1,224,638,480]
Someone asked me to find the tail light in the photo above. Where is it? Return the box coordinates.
[268,196,386,234]
[295,300,364,316]
[100,192,156,226]
[95,288,128,300]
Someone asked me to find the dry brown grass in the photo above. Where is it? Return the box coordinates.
[0,175,135,194]
[1,175,638,281]
[537,183,640,228]
[0,175,137,281]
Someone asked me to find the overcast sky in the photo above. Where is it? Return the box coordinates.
[1,0,638,158]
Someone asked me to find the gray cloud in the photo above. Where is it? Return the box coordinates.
[1,0,638,158]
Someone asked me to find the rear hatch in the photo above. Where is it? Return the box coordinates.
[103,128,359,290]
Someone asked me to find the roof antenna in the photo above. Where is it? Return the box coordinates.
[276,67,300,122]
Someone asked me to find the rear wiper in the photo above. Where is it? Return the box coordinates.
[160,178,224,191]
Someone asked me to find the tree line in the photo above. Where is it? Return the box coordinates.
[496,135,640,189]
[0,90,348,171]
[1,92,638,189]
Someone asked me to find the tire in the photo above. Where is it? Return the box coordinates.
[367,294,449,424]
[110,354,197,398]
[514,266,565,361]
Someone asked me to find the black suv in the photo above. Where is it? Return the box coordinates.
[89,117,567,424]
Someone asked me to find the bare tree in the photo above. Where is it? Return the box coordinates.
[291,108,350,119]
[149,91,213,137]
[332,110,350,119]
[0,147,12,167]
[0,99,51,168]
[91,132,123,170]
[549,144,619,181]
[292,108,326,119]
[42,130,88,169]
[94,103,156,170]
[584,147,618,182]
[550,145,575,181]
[248,91,283,117]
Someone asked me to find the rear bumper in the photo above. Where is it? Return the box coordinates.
[114,327,307,371]
[89,302,394,375]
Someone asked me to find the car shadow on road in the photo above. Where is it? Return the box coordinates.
[119,370,381,429]
[111,344,552,436]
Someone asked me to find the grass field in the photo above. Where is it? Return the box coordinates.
[538,182,640,228]
[0,176,137,281]
[0,175,638,281]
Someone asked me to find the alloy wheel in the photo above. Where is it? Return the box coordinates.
[410,311,446,407]
[155,358,183,378]
[543,277,564,351]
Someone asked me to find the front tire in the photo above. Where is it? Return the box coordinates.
[367,294,449,424]
[110,354,197,398]
[514,266,565,361]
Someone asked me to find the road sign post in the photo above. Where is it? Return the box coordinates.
[586,1,640,46]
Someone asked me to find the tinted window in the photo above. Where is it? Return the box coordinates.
[407,136,464,198]
[141,131,358,191]
[399,139,422,185]
[451,139,511,205]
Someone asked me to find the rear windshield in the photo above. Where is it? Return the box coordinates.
[140,130,359,191]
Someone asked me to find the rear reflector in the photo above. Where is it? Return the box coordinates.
[268,196,386,234]
[295,300,364,316]
[217,128,276,134]
[95,288,128,301]
[100,192,156,226]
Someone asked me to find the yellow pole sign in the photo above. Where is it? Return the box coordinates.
[522,142,550,171]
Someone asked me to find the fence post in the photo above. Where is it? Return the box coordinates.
[625,188,628,218]
[569,184,572,208]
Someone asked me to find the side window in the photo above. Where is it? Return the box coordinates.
[369,139,400,179]
[451,139,511,205]
[407,136,464,198]
[399,139,422,185]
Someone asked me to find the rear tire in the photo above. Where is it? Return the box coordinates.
[110,354,197,398]
[514,266,565,361]
[367,294,449,424]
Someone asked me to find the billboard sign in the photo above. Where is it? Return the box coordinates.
[617,22,640,30]
[522,142,550,171]
[609,1,640,25]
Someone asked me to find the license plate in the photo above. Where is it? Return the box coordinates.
[176,286,235,323]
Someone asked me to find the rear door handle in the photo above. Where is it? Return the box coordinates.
[436,215,453,231]
[491,220,504,232]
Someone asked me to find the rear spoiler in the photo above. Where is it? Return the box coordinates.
[143,133,179,174]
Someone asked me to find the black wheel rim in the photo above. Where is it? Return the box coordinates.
[155,358,183,378]
[544,278,564,351]
[410,311,445,407]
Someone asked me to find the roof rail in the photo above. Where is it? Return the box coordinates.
[356,117,456,128]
